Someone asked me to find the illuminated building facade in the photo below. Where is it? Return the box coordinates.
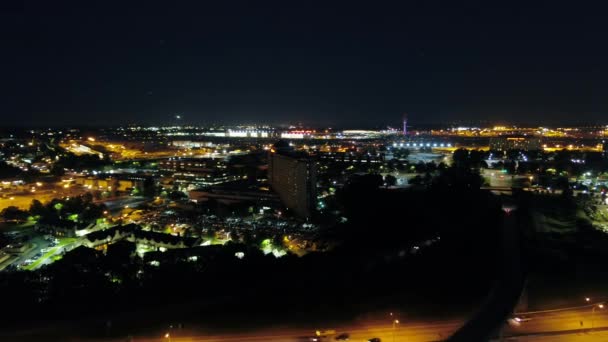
[489,136,542,151]
[159,158,240,189]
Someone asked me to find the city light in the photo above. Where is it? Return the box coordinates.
[3,5,608,341]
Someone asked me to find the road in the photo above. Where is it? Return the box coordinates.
[506,331,608,341]
[0,187,93,211]
[107,303,608,342]
[2,301,608,341]
[504,304,608,337]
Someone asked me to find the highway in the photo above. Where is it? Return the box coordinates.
[4,307,608,342]
[511,331,608,341]
[504,304,608,337]
[107,304,608,342]
[116,321,464,342]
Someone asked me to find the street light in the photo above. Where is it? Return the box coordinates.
[392,319,400,342]
[592,303,604,329]
[586,297,591,303]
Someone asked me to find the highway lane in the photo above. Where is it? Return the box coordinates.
[505,304,608,336]
[0,320,463,342]
[122,305,608,342]
[507,331,608,341]
[131,322,464,342]
[3,305,608,341]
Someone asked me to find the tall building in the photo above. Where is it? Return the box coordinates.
[402,113,408,136]
[268,141,316,218]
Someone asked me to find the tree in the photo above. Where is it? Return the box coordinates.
[168,190,187,201]
[469,150,486,168]
[409,175,424,186]
[384,174,397,187]
[1,206,29,222]
[431,166,483,191]
[452,149,470,168]
[21,170,41,183]
[106,240,136,262]
[414,161,427,173]
[80,203,107,223]
[142,178,157,198]
[50,164,66,177]
[29,199,47,218]
[0,162,22,179]
[82,192,94,204]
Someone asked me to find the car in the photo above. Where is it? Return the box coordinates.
[507,316,532,326]
[368,338,381,342]
[513,316,532,322]
[335,333,350,340]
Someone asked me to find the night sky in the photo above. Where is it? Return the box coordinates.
[2,1,608,127]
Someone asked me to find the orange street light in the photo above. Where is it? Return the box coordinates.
[592,303,605,329]
[392,319,400,342]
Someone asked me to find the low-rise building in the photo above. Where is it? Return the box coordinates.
[189,181,280,206]
[83,224,200,250]
[35,218,88,238]
[489,136,542,151]
[159,158,242,190]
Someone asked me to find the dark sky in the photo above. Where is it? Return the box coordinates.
[2,1,608,127]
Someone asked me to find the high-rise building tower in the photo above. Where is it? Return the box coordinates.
[402,113,408,136]
[268,141,317,218]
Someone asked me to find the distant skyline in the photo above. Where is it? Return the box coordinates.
[2,1,608,126]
